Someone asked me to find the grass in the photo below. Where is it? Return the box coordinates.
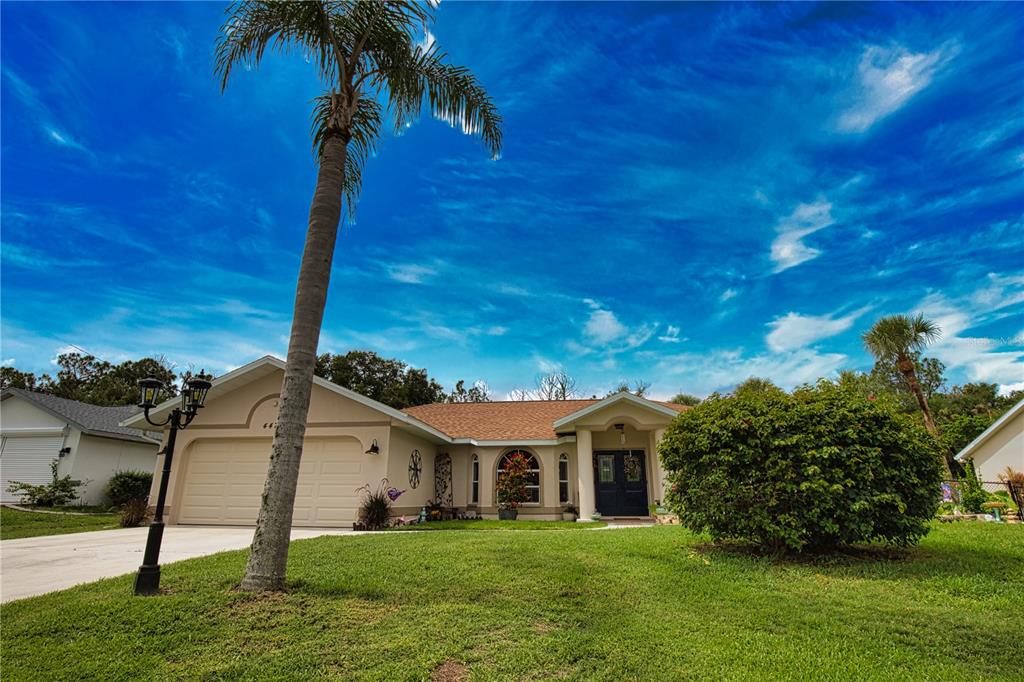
[0,506,121,540]
[2,522,1021,681]
[388,519,605,531]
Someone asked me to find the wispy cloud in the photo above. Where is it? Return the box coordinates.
[770,200,835,273]
[584,308,627,345]
[657,347,849,396]
[386,263,438,285]
[766,307,870,353]
[838,43,955,133]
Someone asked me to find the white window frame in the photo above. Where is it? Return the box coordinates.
[558,453,570,504]
[497,448,541,505]
[470,454,480,505]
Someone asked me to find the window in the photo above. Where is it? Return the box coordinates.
[558,453,570,504]
[497,449,540,504]
[597,454,615,483]
[470,454,479,505]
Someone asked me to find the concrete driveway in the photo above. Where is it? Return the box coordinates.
[0,526,358,603]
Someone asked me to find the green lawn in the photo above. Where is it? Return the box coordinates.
[2,523,1021,681]
[0,506,121,540]
[389,519,605,531]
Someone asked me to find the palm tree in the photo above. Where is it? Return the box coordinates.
[862,314,950,473]
[216,1,501,592]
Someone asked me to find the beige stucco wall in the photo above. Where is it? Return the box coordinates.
[1,396,69,430]
[968,409,1024,482]
[150,371,395,524]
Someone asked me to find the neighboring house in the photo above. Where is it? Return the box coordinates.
[1,389,160,505]
[955,398,1024,482]
[121,356,688,527]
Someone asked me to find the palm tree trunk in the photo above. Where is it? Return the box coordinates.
[897,356,952,477]
[240,133,348,592]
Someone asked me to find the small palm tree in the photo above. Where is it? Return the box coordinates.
[862,314,950,473]
[216,0,501,592]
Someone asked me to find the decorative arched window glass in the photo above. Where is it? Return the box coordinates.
[558,453,570,504]
[470,454,480,505]
[497,449,540,504]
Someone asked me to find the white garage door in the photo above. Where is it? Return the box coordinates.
[177,437,364,527]
[0,435,65,503]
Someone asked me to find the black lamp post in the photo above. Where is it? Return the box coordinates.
[133,372,212,596]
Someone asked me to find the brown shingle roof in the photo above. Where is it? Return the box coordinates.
[402,399,688,441]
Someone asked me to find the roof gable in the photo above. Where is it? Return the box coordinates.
[956,398,1024,462]
[1,388,155,443]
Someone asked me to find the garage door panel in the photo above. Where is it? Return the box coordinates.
[178,437,364,527]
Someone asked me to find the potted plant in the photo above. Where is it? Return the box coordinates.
[562,504,578,521]
[496,451,530,520]
[590,510,602,522]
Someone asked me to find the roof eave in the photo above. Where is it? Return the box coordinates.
[552,392,680,430]
[955,398,1024,461]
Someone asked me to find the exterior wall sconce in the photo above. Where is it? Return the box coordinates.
[615,423,626,445]
[365,439,380,455]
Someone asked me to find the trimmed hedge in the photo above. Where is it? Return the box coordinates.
[105,470,153,508]
[659,381,943,552]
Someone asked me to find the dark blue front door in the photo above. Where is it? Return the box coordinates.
[594,450,648,516]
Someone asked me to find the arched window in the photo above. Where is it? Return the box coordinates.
[497,449,540,504]
[558,453,570,504]
[470,454,480,505]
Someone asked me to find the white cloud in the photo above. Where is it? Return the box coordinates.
[719,288,739,303]
[838,43,954,133]
[584,308,627,344]
[386,263,436,284]
[766,307,869,352]
[535,356,562,373]
[657,347,849,395]
[1,358,15,367]
[998,381,1024,396]
[770,200,834,272]
[913,281,1024,388]
[658,325,684,344]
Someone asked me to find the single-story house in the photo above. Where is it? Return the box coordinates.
[1,388,160,504]
[955,398,1024,482]
[122,356,688,527]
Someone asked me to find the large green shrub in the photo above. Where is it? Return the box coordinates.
[105,470,153,507]
[659,381,943,552]
[958,460,989,513]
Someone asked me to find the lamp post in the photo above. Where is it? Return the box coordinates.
[133,373,212,596]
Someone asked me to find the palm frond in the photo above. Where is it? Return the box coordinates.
[374,41,503,159]
[311,93,383,216]
[215,1,349,91]
[863,314,941,360]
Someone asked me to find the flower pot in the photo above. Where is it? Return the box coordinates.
[561,512,577,521]
[498,508,518,520]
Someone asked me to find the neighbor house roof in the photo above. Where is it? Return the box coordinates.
[404,397,688,442]
[956,398,1024,462]
[1,388,157,444]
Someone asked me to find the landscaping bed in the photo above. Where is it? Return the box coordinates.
[0,506,121,540]
[386,519,605,531]
[1,523,1020,680]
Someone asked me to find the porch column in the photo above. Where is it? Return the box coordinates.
[653,428,667,502]
[576,428,596,520]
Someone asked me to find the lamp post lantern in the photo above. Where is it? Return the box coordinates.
[133,372,212,596]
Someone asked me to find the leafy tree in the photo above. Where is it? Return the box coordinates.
[446,379,491,403]
[938,413,994,456]
[2,354,178,406]
[732,377,784,398]
[660,381,942,552]
[315,351,445,408]
[217,0,501,591]
[669,393,702,406]
[0,367,47,391]
[869,351,946,410]
[607,379,651,398]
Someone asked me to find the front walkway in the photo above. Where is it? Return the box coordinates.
[0,526,359,603]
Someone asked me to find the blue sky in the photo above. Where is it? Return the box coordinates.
[2,1,1022,399]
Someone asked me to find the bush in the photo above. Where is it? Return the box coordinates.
[659,381,943,552]
[119,499,150,527]
[959,460,990,513]
[105,470,153,507]
[496,452,530,510]
[355,479,392,530]
[6,460,81,507]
